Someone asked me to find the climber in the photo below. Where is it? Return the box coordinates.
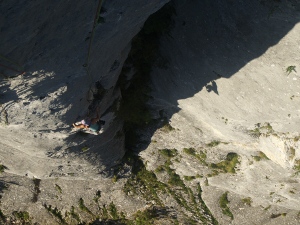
[73,107,104,133]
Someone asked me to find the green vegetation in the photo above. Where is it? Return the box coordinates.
[44,204,66,224]
[219,192,233,219]
[0,164,7,173]
[293,159,300,174]
[252,151,269,161]
[270,213,287,219]
[207,140,221,147]
[161,121,175,132]
[122,149,217,224]
[108,202,119,220]
[69,206,81,223]
[79,198,93,215]
[210,152,239,174]
[12,211,30,223]
[286,66,296,75]
[159,148,178,158]
[81,146,89,152]
[93,190,101,203]
[183,148,207,165]
[184,176,196,181]
[249,127,261,138]
[241,197,252,206]
[129,209,157,225]
[264,205,271,211]
[123,157,166,205]
[249,122,274,138]
[55,184,62,194]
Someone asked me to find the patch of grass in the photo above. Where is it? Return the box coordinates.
[183,148,207,165]
[241,197,252,206]
[112,175,118,183]
[270,213,286,219]
[183,147,196,155]
[69,206,81,222]
[207,140,221,147]
[130,208,158,225]
[253,151,269,161]
[44,204,66,224]
[55,184,62,194]
[159,148,178,158]
[123,157,166,206]
[210,152,239,174]
[184,176,196,181]
[12,211,30,223]
[293,159,300,173]
[93,190,101,203]
[101,204,109,220]
[204,178,209,186]
[0,165,7,173]
[123,152,218,224]
[264,205,271,211]
[248,122,274,138]
[81,146,89,152]
[219,192,233,219]
[286,66,296,75]
[108,202,119,220]
[249,127,261,138]
[79,198,93,215]
[168,169,185,188]
[161,121,175,132]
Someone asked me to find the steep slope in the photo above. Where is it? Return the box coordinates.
[0,0,168,178]
[140,0,300,224]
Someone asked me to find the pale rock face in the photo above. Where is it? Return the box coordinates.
[1,0,300,224]
[0,0,169,179]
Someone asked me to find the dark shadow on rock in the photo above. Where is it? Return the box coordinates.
[205,80,219,95]
[126,0,300,156]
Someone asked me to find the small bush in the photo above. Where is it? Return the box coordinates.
[0,165,7,173]
[286,66,296,75]
[210,152,239,174]
[241,197,252,206]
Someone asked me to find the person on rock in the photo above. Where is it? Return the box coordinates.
[72,108,102,132]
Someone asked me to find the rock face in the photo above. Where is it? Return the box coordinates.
[1,0,300,224]
[0,0,169,178]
